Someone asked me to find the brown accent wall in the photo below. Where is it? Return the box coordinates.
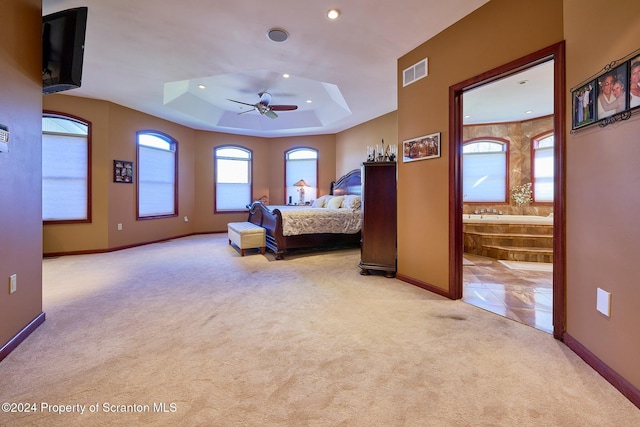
[0,0,43,349]
[396,0,563,292]
[564,0,640,390]
[336,111,398,178]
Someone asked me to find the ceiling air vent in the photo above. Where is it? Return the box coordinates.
[403,58,428,87]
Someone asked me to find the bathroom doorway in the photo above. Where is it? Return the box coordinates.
[449,42,566,339]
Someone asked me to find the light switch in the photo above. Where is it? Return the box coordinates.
[596,288,611,317]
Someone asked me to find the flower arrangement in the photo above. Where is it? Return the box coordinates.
[510,182,533,206]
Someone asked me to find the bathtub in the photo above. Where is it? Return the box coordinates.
[463,214,553,225]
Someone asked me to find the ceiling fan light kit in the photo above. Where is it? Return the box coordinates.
[227,92,298,119]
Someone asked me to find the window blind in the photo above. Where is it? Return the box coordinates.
[215,149,251,211]
[138,145,175,216]
[42,133,88,220]
[463,152,507,202]
[534,147,554,202]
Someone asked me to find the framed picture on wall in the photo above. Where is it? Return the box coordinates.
[629,55,640,110]
[595,63,627,120]
[571,80,596,130]
[114,160,134,183]
[402,132,441,162]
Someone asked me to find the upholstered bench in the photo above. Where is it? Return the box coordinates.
[227,222,266,256]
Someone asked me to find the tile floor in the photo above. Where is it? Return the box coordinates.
[463,253,553,334]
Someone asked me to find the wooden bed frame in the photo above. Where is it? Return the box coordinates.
[247,168,362,259]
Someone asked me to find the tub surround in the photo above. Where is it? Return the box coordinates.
[464,214,553,225]
[463,215,553,263]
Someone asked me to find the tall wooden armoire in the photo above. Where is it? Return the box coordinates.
[359,162,397,277]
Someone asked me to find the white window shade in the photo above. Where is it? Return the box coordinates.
[216,183,251,210]
[534,147,554,202]
[42,133,88,220]
[215,147,251,211]
[138,145,175,216]
[286,158,317,203]
[463,152,507,202]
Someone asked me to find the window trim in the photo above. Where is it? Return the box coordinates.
[284,147,319,205]
[42,110,92,225]
[214,144,253,213]
[531,130,554,204]
[136,130,179,220]
[462,137,510,204]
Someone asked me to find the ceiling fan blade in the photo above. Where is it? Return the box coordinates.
[227,98,257,107]
[258,92,272,107]
[236,109,255,116]
[265,110,278,119]
[270,105,298,111]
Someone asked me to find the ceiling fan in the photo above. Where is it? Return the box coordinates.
[227,92,298,119]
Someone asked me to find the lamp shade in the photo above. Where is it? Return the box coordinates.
[293,179,309,187]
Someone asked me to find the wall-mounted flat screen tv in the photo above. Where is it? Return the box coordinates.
[42,7,88,95]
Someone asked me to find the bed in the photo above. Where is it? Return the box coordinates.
[247,169,362,259]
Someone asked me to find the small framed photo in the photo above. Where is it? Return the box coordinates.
[595,63,627,120]
[629,55,640,110]
[572,80,596,130]
[402,132,441,162]
[114,160,134,183]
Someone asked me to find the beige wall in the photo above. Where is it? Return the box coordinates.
[336,111,398,177]
[396,0,564,292]
[41,97,339,250]
[0,0,43,349]
[564,0,640,389]
[268,135,337,205]
[42,96,198,252]
[192,132,337,233]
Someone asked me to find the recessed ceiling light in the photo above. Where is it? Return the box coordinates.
[518,80,528,85]
[282,73,290,79]
[464,115,470,118]
[327,9,341,20]
[525,110,533,114]
[197,84,206,89]
[267,28,289,43]
[306,99,313,104]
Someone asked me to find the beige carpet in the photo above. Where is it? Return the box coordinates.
[0,234,638,426]
[498,260,554,272]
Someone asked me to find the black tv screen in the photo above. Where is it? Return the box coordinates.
[42,7,88,95]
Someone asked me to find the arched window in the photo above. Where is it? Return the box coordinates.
[137,131,178,218]
[285,148,318,205]
[462,139,508,202]
[42,112,91,222]
[214,146,252,212]
[532,132,554,202]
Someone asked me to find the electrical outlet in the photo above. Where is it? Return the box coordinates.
[9,274,16,294]
[183,216,189,222]
[117,223,123,231]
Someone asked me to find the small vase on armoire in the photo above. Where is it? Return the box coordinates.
[359,161,397,278]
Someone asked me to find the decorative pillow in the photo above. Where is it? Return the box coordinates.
[326,195,345,209]
[341,195,361,210]
[312,195,332,208]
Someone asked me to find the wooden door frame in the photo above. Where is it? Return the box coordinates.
[449,41,566,339]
